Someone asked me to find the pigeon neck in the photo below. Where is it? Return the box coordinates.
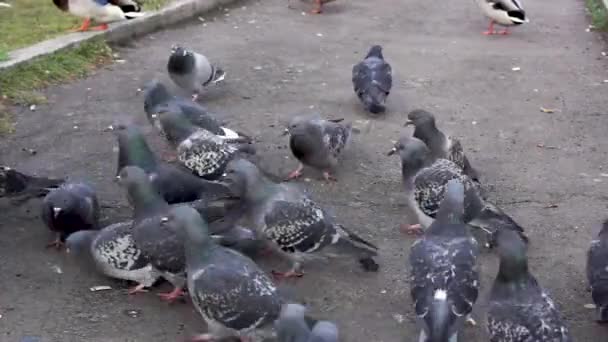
[598,220,608,238]
[414,126,445,156]
[185,236,216,267]
[130,182,168,220]
[118,134,158,174]
[163,117,196,145]
[496,253,530,285]
[244,173,277,203]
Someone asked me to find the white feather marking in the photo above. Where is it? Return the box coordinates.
[220,127,239,139]
[434,289,447,301]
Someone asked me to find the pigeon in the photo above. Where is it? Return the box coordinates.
[309,321,339,342]
[405,109,480,182]
[167,45,225,102]
[475,0,529,35]
[409,179,479,342]
[587,219,608,323]
[112,124,234,204]
[52,0,145,32]
[387,136,527,246]
[210,224,268,259]
[275,303,339,342]
[157,108,255,180]
[65,221,162,294]
[167,205,282,341]
[41,182,100,249]
[352,45,392,114]
[284,114,352,182]
[142,80,241,139]
[487,228,572,341]
[222,158,379,279]
[0,166,63,204]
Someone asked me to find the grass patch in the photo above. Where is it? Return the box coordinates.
[0,48,8,62]
[587,0,608,31]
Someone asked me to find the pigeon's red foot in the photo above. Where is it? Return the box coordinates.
[188,333,214,342]
[46,239,64,250]
[482,21,496,35]
[158,287,184,303]
[128,283,149,295]
[400,223,423,235]
[285,165,303,181]
[272,269,304,281]
[322,171,337,182]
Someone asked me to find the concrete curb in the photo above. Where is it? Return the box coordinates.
[0,0,239,71]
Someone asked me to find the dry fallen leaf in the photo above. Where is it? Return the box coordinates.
[540,107,555,113]
[544,204,559,209]
[537,143,558,149]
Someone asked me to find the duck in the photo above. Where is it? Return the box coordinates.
[52,0,145,32]
[475,0,529,35]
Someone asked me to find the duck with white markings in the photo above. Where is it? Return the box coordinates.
[52,0,145,32]
[475,0,529,35]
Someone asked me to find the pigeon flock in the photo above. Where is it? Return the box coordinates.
[0,1,603,342]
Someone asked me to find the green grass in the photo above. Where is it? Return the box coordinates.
[587,0,608,31]
[0,48,8,62]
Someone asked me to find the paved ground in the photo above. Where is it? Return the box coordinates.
[1,0,608,341]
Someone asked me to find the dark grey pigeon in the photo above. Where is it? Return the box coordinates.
[167,205,282,341]
[487,229,572,341]
[0,166,63,205]
[275,303,312,342]
[388,136,527,246]
[158,108,255,180]
[167,45,225,102]
[587,219,608,323]
[112,124,234,204]
[210,224,268,259]
[409,179,479,342]
[65,221,161,294]
[308,321,339,342]
[222,159,379,279]
[142,80,242,139]
[352,45,392,114]
[41,182,100,249]
[405,109,480,182]
[285,114,352,182]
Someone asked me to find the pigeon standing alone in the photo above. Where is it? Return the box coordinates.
[52,0,145,32]
[222,159,379,279]
[475,0,529,35]
[167,46,225,102]
[167,205,282,341]
[65,221,162,294]
[405,109,479,181]
[157,108,254,180]
[409,179,479,342]
[0,166,63,204]
[352,45,392,114]
[587,219,608,323]
[487,229,572,341]
[41,182,100,249]
[284,114,352,182]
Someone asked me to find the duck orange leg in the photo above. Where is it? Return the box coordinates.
[89,23,109,31]
[71,18,92,32]
[310,0,322,14]
[483,21,496,35]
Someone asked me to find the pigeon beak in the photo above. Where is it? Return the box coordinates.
[404,120,414,126]
[53,207,62,217]
[387,147,397,156]
[114,175,121,183]
[282,128,290,136]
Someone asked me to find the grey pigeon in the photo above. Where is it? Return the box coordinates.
[142,80,241,139]
[352,45,392,114]
[112,124,234,204]
[487,229,572,341]
[222,158,379,279]
[308,321,339,342]
[409,179,479,342]
[0,166,63,205]
[587,219,608,323]
[405,109,479,181]
[388,136,526,246]
[284,114,352,182]
[210,224,268,259]
[65,221,161,294]
[158,108,255,180]
[41,182,100,249]
[275,303,312,342]
[167,45,225,101]
[167,205,282,341]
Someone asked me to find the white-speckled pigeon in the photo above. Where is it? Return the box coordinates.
[284,114,351,182]
[0,166,63,204]
[158,109,255,180]
[487,229,572,341]
[41,182,100,250]
[587,219,608,323]
[410,179,479,342]
[65,221,161,294]
[405,109,479,182]
[112,124,234,204]
[167,205,282,341]
[388,136,527,246]
[167,45,225,102]
[142,80,242,140]
[222,159,379,279]
[352,45,392,114]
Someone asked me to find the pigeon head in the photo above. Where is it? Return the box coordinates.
[143,80,172,114]
[0,166,27,196]
[44,187,78,220]
[275,303,310,342]
[168,45,195,75]
[158,108,197,145]
[387,137,431,176]
[494,228,529,282]
[65,230,97,255]
[365,45,384,60]
[222,159,267,201]
[405,109,441,144]
[310,321,339,342]
[166,205,211,249]
[112,124,157,176]
[285,114,321,136]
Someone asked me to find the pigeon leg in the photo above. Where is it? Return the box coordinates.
[89,23,109,31]
[465,314,477,326]
[322,171,337,182]
[400,223,424,235]
[46,234,64,250]
[128,283,149,295]
[482,21,496,35]
[188,333,215,342]
[310,0,322,13]
[71,18,91,32]
[285,164,303,181]
[158,286,185,303]
[271,269,305,280]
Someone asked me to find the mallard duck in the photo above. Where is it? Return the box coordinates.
[52,0,145,32]
[475,0,529,35]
